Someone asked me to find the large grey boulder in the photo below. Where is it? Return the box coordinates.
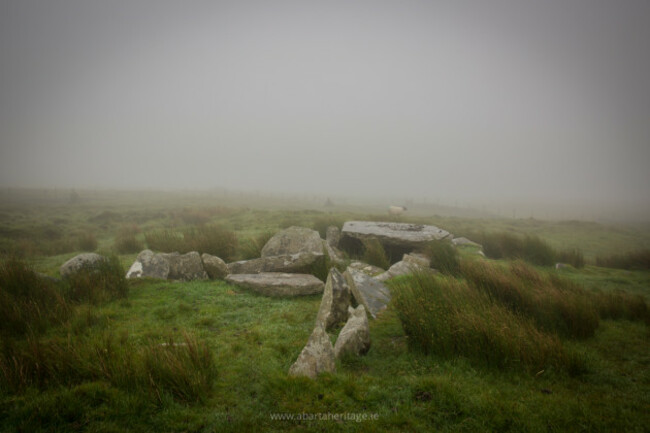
[334,305,371,358]
[225,273,324,297]
[261,226,324,258]
[60,253,106,278]
[202,253,229,279]
[162,252,208,281]
[315,268,350,331]
[340,221,451,256]
[227,252,323,275]
[288,323,336,379]
[375,253,432,282]
[126,249,170,279]
[348,261,385,276]
[326,226,341,248]
[343,268,391,319]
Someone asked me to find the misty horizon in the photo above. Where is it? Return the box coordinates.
[1,1,649,218]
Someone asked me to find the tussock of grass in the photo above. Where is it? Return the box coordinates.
[63,255,128,304]
[145,229,186,253]
[471,231,585,268]
[0,331,215,403]
[362,239,390,270]
[390,272,574,373]
[420,241,459,276]
[113,224,144,254]
[145,225,238,261]
[77,232,98,252]
[461,260,600,338]
[0,258,71,337]
[312,215,345,238]
[238,231,275,260]
[595,291,649,323]
[557,248,585,268]
[596,249,650,270]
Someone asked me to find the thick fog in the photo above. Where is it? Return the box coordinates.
[1,1,649,216]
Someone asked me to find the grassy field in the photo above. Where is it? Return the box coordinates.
[1,189,649,432]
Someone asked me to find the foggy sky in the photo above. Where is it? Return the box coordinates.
[1,0,649,211]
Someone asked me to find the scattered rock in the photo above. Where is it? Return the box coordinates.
[402,253,430,268]
[225,272,325,297]
[375,254,434,282]
[315,268,350,331]
[334,305,371,358]
[452,237,482,248]
[227,252,323,275]
[60,253,106,278]
[202,253,229,279]
[348,261,385,276]
[343,268,391,319]
[162,252,208,281]
[126,249,170,279]
[261,226,324,258]
[326,226,341,248]
[288,322,336,379]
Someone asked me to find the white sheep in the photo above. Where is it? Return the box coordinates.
[388,205,407,215]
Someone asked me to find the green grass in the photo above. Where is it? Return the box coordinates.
[0,189,649,432]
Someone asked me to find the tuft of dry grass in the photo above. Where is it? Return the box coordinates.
[461,260,600,339]
[390,272,577,373]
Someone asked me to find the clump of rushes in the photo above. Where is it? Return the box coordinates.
[239,231,275,260]
[77,232,98,252]
[63,255,128,304]
[0,258,70,337]
[461,260,600,339]
[390,272,576,373]
[596,249,650,270]
[114,224,144,254]
[0,331,216,403]
[362,239,390,270]
[421,241,460,276]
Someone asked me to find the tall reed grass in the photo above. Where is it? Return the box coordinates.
[461,260,599,338]
[0,331,216,403]
[0,258,71,337]
[145,225,238,261]
[390,272,579,373]
[595,249,650,270]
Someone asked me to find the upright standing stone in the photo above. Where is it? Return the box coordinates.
[315,268,350,330]
[334,305,371,358]
[288,323,336,379]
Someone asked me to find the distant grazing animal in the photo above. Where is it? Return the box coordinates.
[388,205,407,215]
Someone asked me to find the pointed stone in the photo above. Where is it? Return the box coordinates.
[288,323,336,379]
[334,305,371,358]
[315,268,350,331]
